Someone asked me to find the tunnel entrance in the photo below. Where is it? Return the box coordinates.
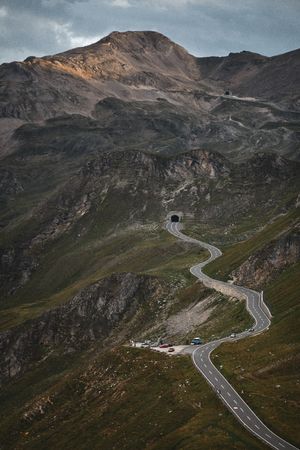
[171,215,180,223]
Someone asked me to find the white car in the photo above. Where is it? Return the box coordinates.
[230,333,236,338]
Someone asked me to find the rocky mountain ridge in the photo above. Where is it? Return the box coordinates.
[1,148,299,301]
[0,31,299,160]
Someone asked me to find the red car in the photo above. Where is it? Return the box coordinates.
[159,343,169,348]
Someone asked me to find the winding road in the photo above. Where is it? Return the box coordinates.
[166,220,298,450]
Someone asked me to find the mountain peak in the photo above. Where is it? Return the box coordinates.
[227,50,267,60]
[104,30,171,42]
[40,29,199,89]
[89,30,184,55]
[99,30,175,47]
[47,30,190,71]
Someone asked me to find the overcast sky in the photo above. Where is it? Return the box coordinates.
[0,0,299,64]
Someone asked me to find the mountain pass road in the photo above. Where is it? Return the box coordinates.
[166,220,298,450]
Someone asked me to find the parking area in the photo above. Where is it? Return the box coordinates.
[131,341,190,355]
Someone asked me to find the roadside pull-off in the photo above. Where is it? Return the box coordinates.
[166,220,298,450]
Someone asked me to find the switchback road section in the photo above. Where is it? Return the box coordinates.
[166,220,298,450]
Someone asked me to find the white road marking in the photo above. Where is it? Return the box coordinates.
[168,222,297,450]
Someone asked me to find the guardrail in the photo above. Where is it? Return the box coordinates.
[260,291,273,319]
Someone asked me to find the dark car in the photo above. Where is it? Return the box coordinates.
[191,337,202,345]
[168,347,175,352]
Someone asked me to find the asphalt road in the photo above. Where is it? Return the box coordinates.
[166,220,298,450]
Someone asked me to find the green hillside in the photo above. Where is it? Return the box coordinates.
[0,347,267,450]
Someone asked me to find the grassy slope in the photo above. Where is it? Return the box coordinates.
[205,208,300,280]
[0,347,267,450]
[1,186,298,447]
[212,262,300,447]
[202,212,300,447]
[0,219,264,450]
[0,229,209,331]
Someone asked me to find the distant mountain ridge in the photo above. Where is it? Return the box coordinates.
[197,48,300,105]
[0,31,299,162]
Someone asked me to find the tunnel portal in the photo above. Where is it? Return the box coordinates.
[171,215,180,223]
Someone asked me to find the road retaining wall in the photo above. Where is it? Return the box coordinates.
[260,291,272,318]
[192,270,246,301]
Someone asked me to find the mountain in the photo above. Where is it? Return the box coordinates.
[0,31,204,122]
[197,49,300,106]
[0,31,299,160]
[0,31,300,449]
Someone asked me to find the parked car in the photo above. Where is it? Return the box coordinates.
[159,343,170,348]
[230,333,236,338]
[191,337,202,345]
[248,328,255,333]
[140,342,150,348]
[168,347,175,352]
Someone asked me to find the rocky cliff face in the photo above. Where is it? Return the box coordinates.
[231,230,300,289]
[0,272,163,385]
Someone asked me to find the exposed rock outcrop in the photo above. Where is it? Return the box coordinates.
[0,272,162,385]
[0,247,38,296]
[231,230,300,289]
